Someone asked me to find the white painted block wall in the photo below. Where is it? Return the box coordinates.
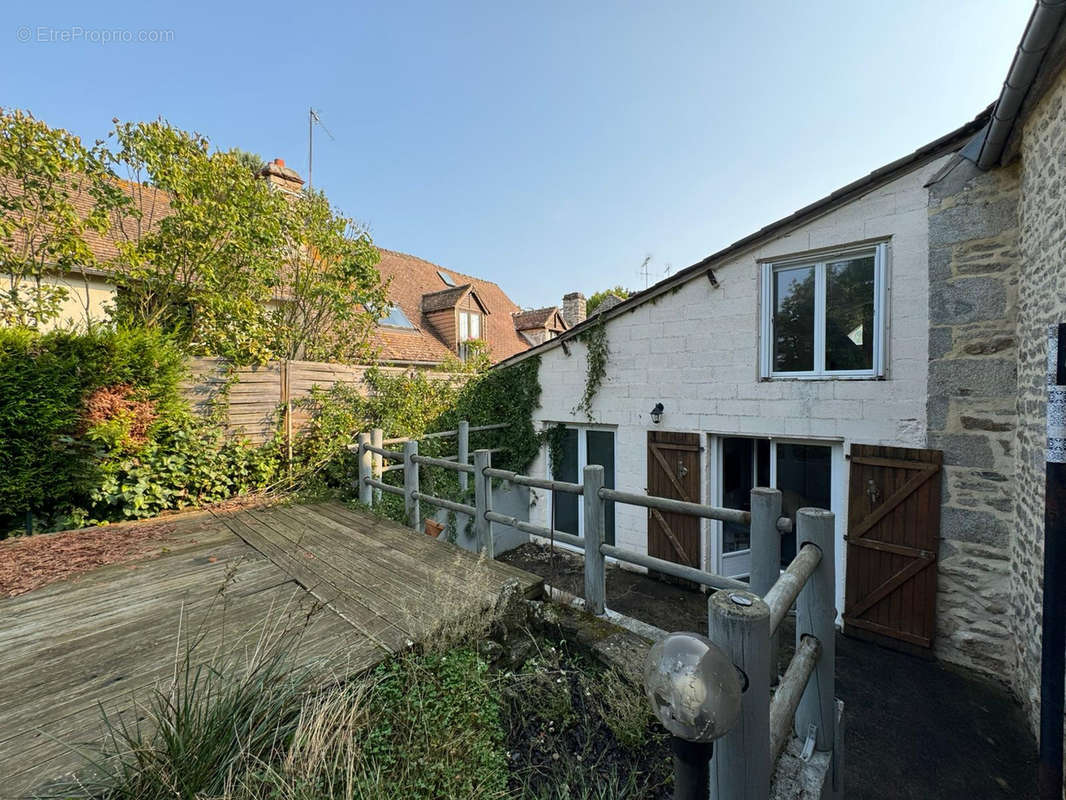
[527,153,946,612]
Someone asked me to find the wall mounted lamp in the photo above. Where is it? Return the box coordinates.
[650,402,664,424]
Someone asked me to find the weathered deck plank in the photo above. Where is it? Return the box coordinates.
[0,501,541,798]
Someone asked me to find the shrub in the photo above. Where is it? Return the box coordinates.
[0,325,187,533]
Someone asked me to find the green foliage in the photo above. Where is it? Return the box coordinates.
[89,416,279,522]
[574,317,609,420]
[106,120,289,364]
[355,647,507,798]
[0,325,187,532]
[0,108,129,327]
[585,286,632,315]
[0,325,280,535]
[269,190,388,363]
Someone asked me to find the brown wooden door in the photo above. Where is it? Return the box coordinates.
[647,431,701,567]
[843,444,942,653]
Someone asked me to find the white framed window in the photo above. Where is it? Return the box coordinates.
[759,243,887,379]
[458,310,481,359]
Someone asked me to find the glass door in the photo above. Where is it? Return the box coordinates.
[549,426,615,545]
[712,435,833,578]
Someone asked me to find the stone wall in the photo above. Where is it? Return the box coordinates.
[1012,66,1066,732]
[926,159,1021,677]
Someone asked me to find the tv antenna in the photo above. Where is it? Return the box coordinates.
[307,107,335,191]
[639,254,653,288]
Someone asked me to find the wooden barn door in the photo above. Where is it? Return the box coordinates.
[647,432,701,567]
[843,444,942,653]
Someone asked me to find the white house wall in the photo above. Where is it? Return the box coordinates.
[527,152,948,615]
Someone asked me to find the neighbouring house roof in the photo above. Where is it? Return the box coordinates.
[0,175,172,275]
[420,284,488,314]
[494,106,994,369]
[590,293,624,316]
[371,248,532,365]
[512,306,567,332]
[3,169,537,366]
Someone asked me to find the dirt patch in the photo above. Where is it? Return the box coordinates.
[0,520,178,597]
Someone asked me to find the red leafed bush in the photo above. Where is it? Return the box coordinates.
[83,384,158,447]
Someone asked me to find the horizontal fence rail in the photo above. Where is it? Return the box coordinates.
[484,510,585,549]
[764,543,822,635]
[482,467,584,495]
[599,543,748,592]
[599,487,752,525]
[412,491,475,516]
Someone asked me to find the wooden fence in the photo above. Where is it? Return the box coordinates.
[354,433,842,798]
[181,358,466,444]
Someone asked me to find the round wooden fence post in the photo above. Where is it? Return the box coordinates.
[750,486,782,684]
[357,432,372,506]
[708,588,771,800]
[794,507,836,752]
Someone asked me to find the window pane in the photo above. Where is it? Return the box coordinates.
[773,265,815,372]
[469,313,480,340]
[553,428,580,536]
[775,443,832,567]
[721,437,754,553]
[459,311,469,341]
[586,430,615,545]
[825,255,875,372]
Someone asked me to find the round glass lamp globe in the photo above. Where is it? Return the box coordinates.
[643,631,742,743]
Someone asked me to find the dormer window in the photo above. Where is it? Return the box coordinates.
[459,309,481,359]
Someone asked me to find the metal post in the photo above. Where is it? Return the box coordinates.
[708,589,771,800]
[403,440,419,532]
[583,464,606,615]
[371,427,384,503]
[750,486,782,684]
[1039,322,1066,800]
[357,432,372,506]
[458,420,470,493]
[474,449,493,557]
[672,737,712,800]
[794,508,836,753]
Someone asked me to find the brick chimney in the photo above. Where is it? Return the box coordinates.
[562,292,587,327]
[257,158,304,195]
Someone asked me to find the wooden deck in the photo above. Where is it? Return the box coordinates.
[0,502,542,798]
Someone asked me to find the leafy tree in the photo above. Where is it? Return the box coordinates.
[231,148,265,174]
[269,190,388,362]
[0,109,129,327]
[105,120,288,364]
[586,285,632,314]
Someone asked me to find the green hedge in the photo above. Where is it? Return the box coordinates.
[0,326,190,534]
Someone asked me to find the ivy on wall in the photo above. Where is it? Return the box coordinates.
[574,317,609,420]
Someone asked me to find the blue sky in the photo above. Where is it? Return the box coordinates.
[2,1,1032,308]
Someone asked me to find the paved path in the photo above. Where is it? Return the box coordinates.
[0,502,541,797]
[501,542,1037,799]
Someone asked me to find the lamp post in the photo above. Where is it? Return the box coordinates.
[644,632,743,800]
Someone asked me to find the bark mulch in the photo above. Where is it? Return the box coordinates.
[0,520,179,598]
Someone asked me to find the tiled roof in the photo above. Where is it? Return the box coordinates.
[420,284,475,313]
[371,249,532,365]
[3,173,533,366]
[512,307,565,331]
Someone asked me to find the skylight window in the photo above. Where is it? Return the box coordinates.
[380,305,415,329]
[437,270,456,286]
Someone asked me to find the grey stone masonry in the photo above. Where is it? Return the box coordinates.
[927,157,1021,678]
[1011,67,1066,736]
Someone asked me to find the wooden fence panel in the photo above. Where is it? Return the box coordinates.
[181,358,466,445]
